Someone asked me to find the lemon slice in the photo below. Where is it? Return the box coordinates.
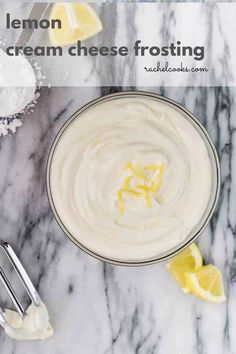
[185,265,226,303]
[167,243,203,293]
[49,3,103,46]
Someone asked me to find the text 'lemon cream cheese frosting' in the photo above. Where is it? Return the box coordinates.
[50,96,212,261]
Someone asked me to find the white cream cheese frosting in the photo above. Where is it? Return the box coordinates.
[3,302,53,340]
[50,96,212,261]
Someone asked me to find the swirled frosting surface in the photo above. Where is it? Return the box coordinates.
[50,97,212,261]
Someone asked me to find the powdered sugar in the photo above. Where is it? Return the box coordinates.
[0,49,36,116]
[0,48,44,136]
[0,118,23,137]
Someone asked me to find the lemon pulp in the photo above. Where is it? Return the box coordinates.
[49,3,103,46]
[185,265,226,303]
[167,243,203,293]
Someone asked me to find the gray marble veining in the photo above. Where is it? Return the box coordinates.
[0,85,235,354]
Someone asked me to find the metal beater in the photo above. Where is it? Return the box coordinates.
[0,241,41,328]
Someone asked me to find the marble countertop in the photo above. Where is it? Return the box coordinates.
[0,85,235,354]
[0,1,236,354]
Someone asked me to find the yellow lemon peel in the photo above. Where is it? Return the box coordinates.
[118,190,124,213]
[144,191,152,208]
[118,162,165,213]
[118,188,143,213]
[124,176,134,189]
[125,162,145,180]
[136,185,156,193]
[122,189,143,197]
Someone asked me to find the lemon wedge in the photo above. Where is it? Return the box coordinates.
[185,265,226,303]
[49,3,103,46]
[167,243,203,293]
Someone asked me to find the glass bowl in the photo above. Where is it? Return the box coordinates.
[46,91,220,266]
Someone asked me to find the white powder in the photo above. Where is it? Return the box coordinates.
[0,118,23,137]
[0,49,36,117]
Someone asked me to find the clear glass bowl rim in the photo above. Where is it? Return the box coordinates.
[46,91,221,267]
